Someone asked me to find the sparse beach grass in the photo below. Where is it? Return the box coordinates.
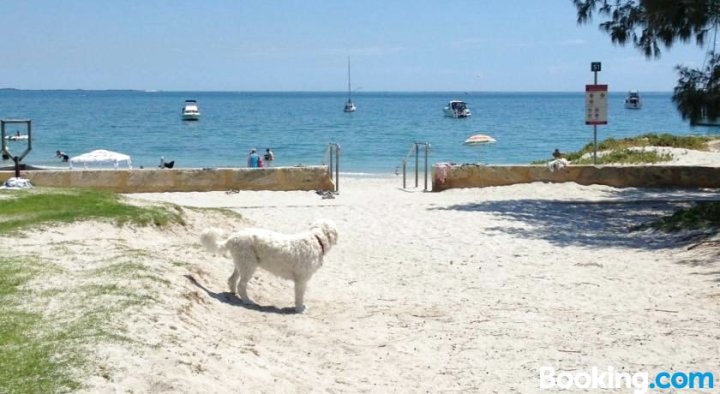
[633,201,720,233]
[0,188,186,234]
[0,188,189,392]
[571,149,673,165]
[532,133,715,164]
[0,257,83,393]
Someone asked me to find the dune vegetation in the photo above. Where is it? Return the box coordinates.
[0,188,185,234]
[0,188,186,392]
[533,133,715,165]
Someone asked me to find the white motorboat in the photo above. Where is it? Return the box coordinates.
[443,100,471,118]
[4,134,28,141]
[182,100,200,120]
[624,91,642,109]
[344,57,356,112]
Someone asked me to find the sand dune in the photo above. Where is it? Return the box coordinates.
[3,147,720,392]
[3,173,718,392]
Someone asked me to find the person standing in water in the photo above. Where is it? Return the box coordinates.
[264,148,274,167]
[247,148,261,168]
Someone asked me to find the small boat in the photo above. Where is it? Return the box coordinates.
[444,100,471,118]
[344,57,356,113]
[344,99,356,113]
[624,91,642,109]
[464,134,495,145]
[182,100,200,120]
[4,134,28,141]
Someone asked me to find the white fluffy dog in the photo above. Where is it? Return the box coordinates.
[200,220,338,313]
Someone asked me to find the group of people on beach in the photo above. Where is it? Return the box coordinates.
[52,147,275,169]
[248,148,274,168]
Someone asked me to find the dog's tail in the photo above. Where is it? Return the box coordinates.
[200,228,228,256]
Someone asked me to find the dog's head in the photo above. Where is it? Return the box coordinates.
[310,219,338,253]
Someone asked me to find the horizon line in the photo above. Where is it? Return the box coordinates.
[0,88,674,94]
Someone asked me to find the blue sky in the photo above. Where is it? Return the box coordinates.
[0,1,711,91]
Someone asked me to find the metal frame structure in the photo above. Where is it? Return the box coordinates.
[326,143,341,193]
[1,119,32,177]
[401,142,431,191]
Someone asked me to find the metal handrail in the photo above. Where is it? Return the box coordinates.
[400,142,431,191]
[324,143,341,192]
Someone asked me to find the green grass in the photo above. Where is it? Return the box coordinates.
[533,133,715,164]
[0,188,186,234]
[0,188,190,391]
[0,258,82,393]
[632,202,720,233]
[570,149,673,165]
[0,256,168,392]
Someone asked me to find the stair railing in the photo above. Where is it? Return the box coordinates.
[400,142,431,191]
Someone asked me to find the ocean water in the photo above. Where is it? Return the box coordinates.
[1,90,718,174]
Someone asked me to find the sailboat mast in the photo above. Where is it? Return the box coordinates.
[347,57,352,101]
[343,56,356,112]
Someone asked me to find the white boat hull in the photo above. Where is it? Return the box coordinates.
[443,108,471,118]
[624,91,641,109]
[443,100,471,118]
[4,135,29,141]
[182,100,200,120]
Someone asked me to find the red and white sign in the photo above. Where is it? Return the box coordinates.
[585,84,608,125]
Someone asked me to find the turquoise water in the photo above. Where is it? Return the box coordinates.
[1,90,717,173]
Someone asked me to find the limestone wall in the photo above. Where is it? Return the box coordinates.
[0,166,335,193]
[432,164,720,191]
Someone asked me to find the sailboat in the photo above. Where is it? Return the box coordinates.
[344,57,357,112]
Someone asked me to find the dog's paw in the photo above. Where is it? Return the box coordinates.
[294,305,306,314]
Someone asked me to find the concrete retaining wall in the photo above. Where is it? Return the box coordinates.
[0,166,334,193]
[432,164,720,191]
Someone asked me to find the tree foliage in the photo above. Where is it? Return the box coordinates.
[674,52,720,124]
[573,0,720,125]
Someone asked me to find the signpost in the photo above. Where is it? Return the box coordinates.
[585,62,607,164]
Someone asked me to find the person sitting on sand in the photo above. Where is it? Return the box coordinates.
[56,150,69,162]
[159,156,175,169]
[548,148,569,172]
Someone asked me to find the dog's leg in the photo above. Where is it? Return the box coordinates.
[237,264,257,305]
[227,267,240,294]
[294,279,307,313]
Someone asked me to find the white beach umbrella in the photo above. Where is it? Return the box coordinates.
[69,149,133,169]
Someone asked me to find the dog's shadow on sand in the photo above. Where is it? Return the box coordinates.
[184,274,299,315]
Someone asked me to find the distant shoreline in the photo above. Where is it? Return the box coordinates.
[0,88,676,95]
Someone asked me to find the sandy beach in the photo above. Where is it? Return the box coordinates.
[4,160,720,392]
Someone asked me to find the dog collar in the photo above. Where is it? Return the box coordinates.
[314,234,325,254]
